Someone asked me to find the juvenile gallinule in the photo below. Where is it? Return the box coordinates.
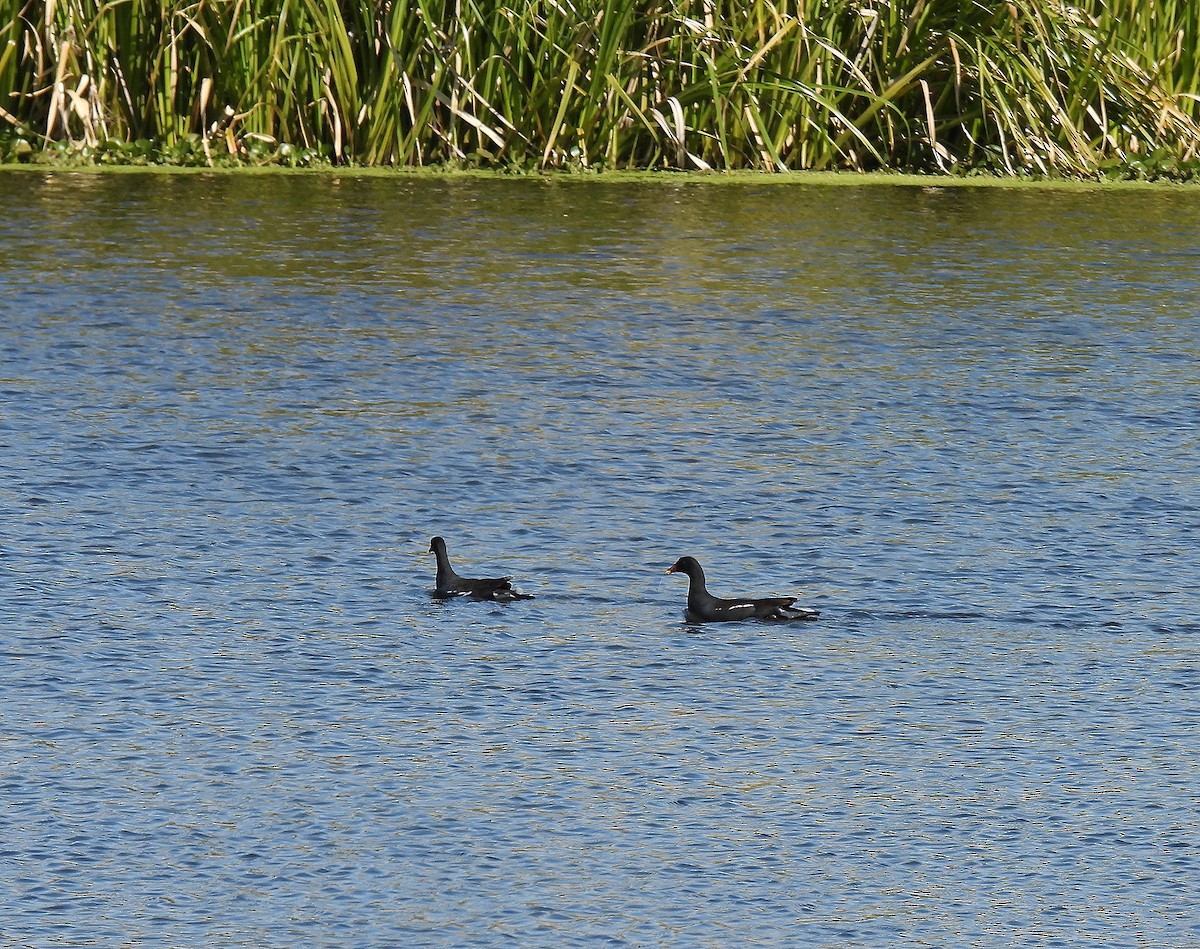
[666,556,819,623]
[429,536,535,601]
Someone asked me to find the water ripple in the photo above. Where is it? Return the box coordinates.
[1,172,1199,947]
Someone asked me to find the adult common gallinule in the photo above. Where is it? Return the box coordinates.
[429,536,535,601]
[666,556,818,623]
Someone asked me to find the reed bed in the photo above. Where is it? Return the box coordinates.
[3,0,1200,176]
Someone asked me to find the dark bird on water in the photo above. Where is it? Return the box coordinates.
[665,556,819,623]
[429,536,535,601]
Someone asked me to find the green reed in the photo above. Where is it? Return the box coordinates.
[3,0,1200,176]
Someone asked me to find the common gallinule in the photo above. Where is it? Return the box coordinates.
[429,536,535,601]
[666,556,818,623]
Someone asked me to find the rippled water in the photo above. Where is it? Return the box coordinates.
[2,170,1198,947]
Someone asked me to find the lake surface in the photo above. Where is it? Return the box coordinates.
[1,170,1198,947]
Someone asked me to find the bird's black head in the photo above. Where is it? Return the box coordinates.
[429,536,446,554]
[666,556,701,577]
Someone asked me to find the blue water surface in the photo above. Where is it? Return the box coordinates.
[1,171,1198,947]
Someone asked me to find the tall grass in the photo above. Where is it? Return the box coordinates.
[3,0,1200,175]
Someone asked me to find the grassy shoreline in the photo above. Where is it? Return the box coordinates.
[4,0,1200,180]
[3,161,1197,192]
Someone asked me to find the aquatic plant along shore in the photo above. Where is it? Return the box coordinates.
[3,0,1200,177]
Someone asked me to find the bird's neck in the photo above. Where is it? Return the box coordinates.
[434,550,458,586]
